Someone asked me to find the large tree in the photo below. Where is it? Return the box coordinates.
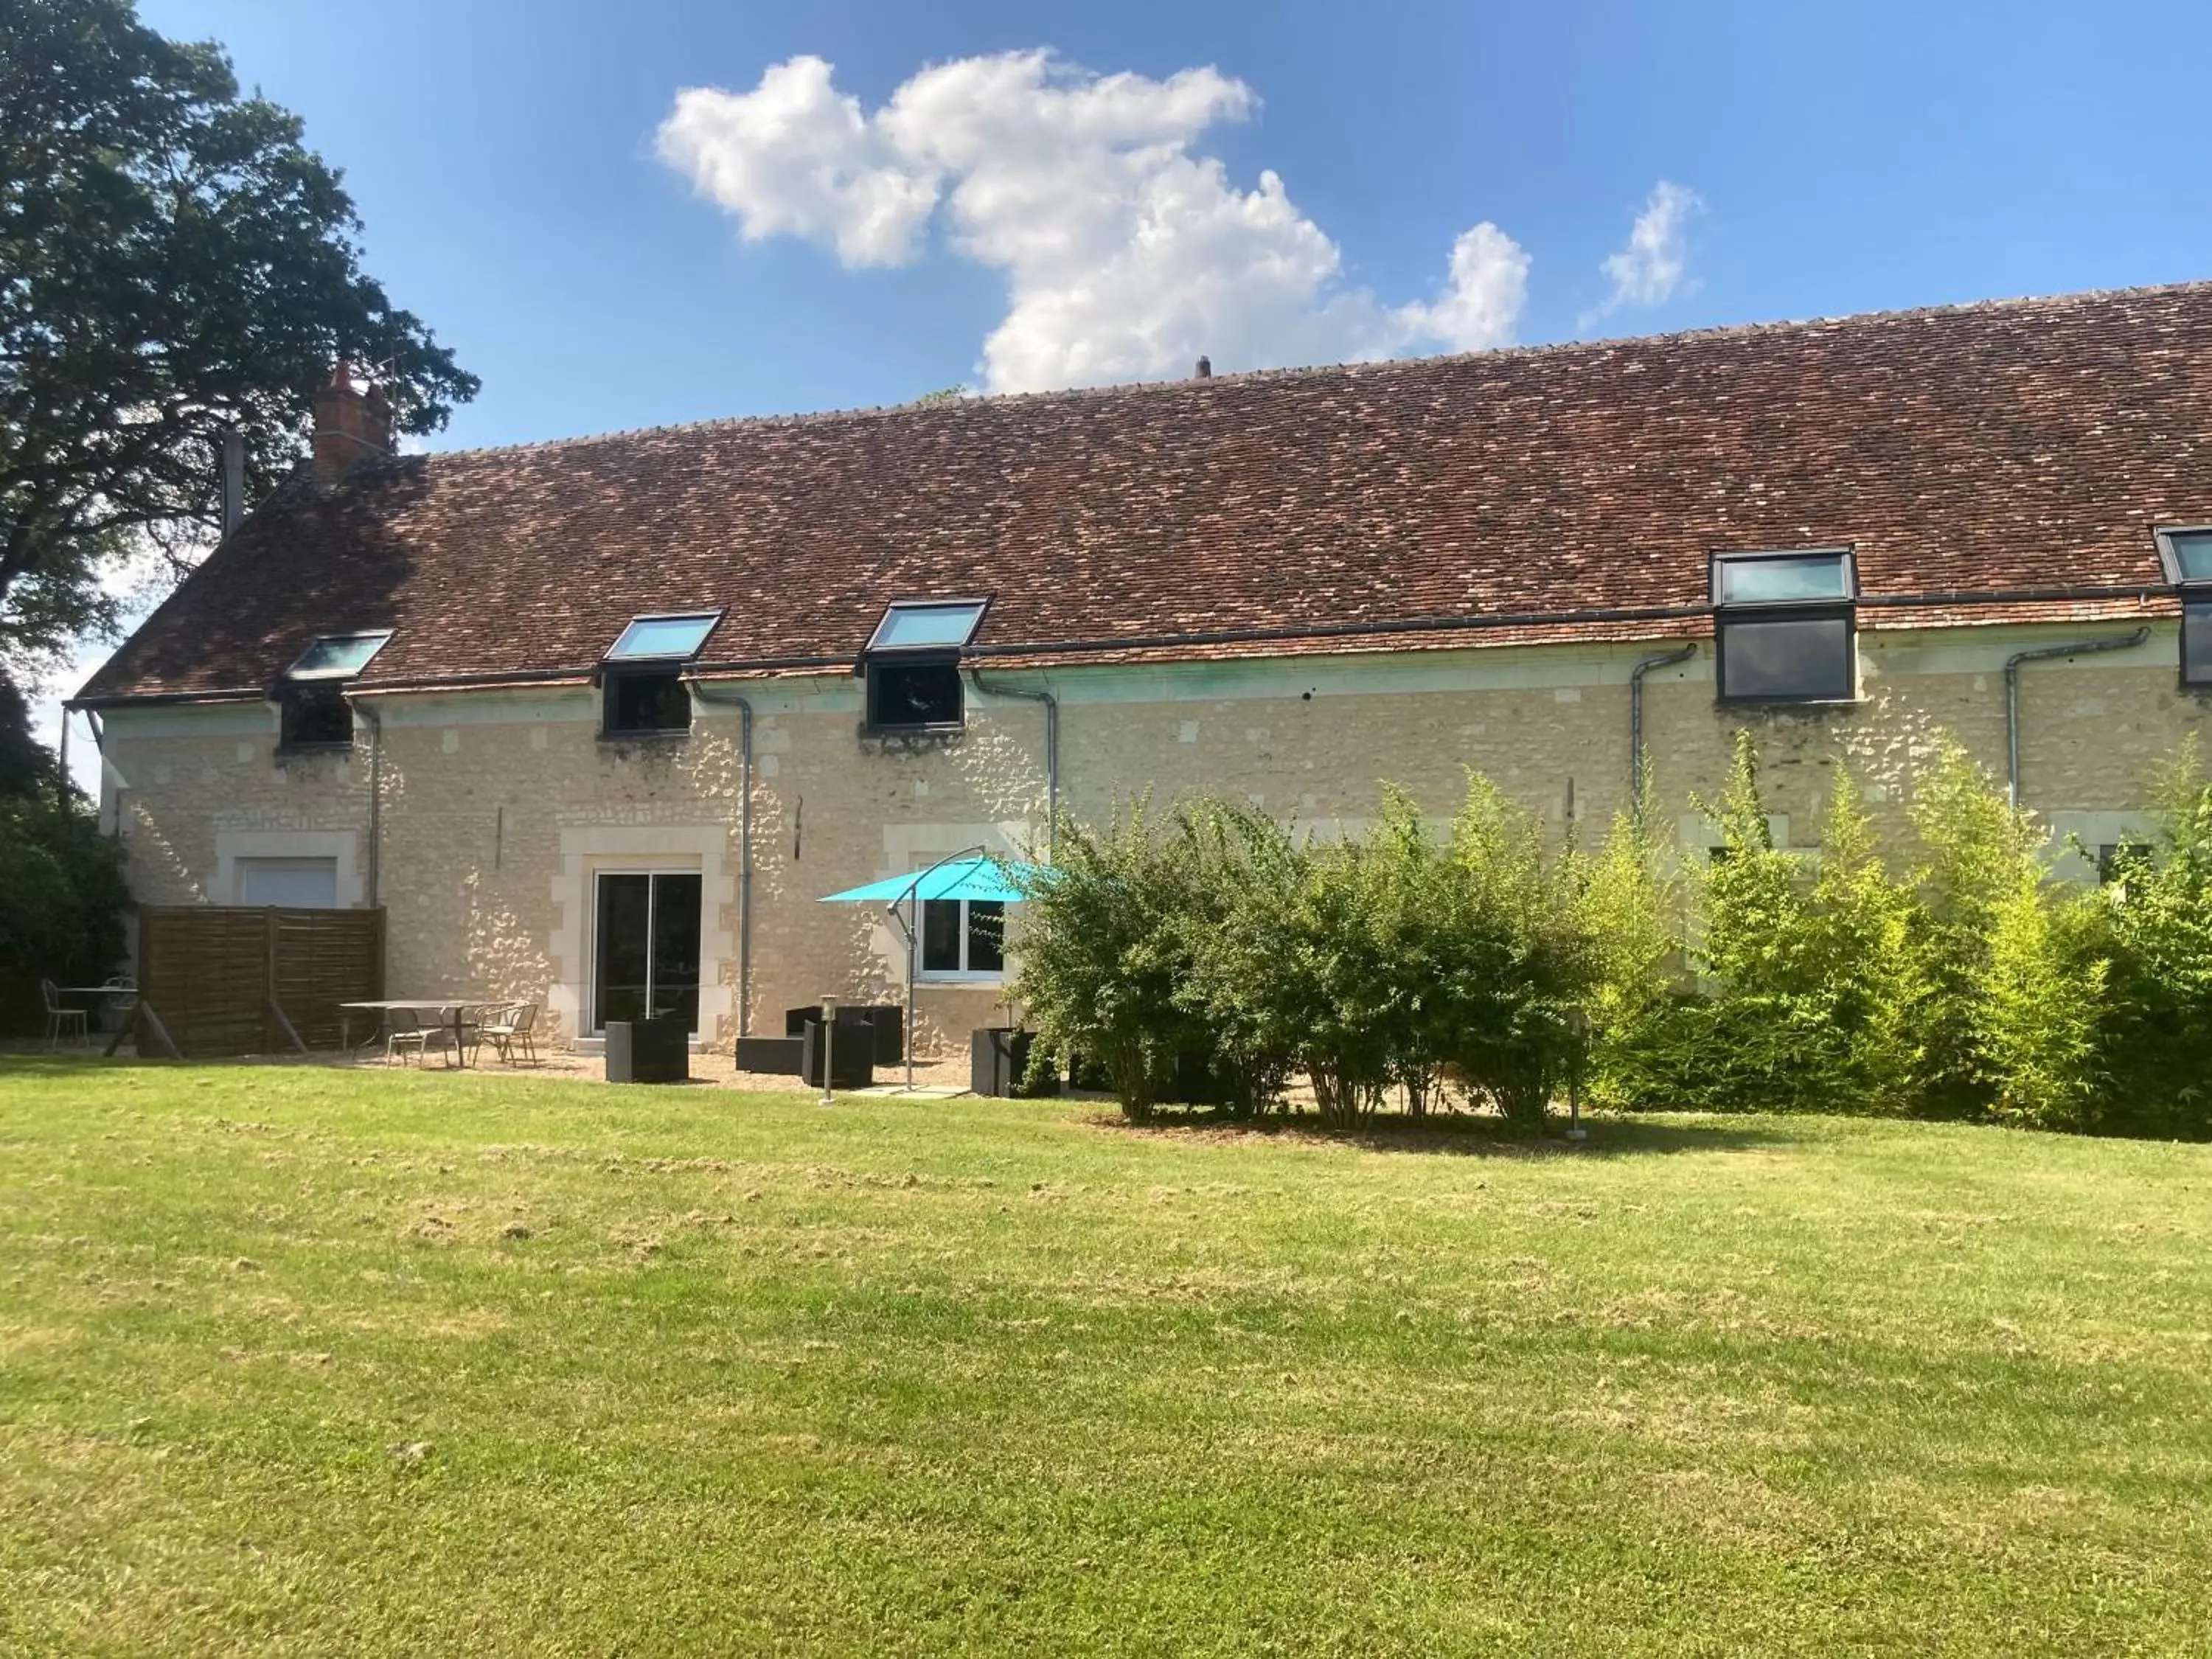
[0,0,476,667]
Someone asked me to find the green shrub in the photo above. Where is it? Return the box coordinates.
[1007,796,1211,1122]
[2093,741,2212,1136]
[0,790,129,990]
[1601,734,1923,1116]
[1902,737,2112,1127]
[1979,870,2109,1131]
[1431,775,1594,1127]
[1180,775,1596,1131]
[1019,733,2205,1141]
[1189,824,1390,1130]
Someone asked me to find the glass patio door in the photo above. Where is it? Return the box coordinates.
[592,871,702,1034]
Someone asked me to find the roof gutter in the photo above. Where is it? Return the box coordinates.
[2004,627,2150,810]
[967,667,1059,860]
[1628,643,1699,811]
[66,582,2177,711]
[357,700,384,909]
[684,678,756,1037]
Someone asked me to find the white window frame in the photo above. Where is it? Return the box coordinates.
[917,897,1006,984]
[234,855,341,908]
[212,830,364,909]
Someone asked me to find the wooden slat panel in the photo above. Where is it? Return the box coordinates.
[137,906,386,1055]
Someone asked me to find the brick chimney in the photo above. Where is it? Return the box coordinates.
[311,362,393,487]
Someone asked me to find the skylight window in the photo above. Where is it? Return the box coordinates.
[866,600,987,653]
[2155,526,2212,586]
[1713,553,1854,605]
[286,631,392,681]
[1711,549,1857,704]
[605,612,720,662]
[2154,530,2212,689]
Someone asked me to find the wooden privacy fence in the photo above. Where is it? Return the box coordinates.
[125,906,385,1057]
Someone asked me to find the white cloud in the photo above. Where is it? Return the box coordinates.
[658,55,940,268]
[1584,181,1702,326]
[656,51,1529,393]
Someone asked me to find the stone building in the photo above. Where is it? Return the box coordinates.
[71,285,2212,1051]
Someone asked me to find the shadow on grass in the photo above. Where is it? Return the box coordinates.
[0,1050,147,1077]
[1079,1105,1804,1158]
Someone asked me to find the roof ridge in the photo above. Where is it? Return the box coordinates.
[384,278,2212,469]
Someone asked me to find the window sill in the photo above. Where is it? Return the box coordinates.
[598,728,692,744]
[276,741,355,757]
[1714,694,1861,709]
[916,975,1006,987]
[861,723,967,740]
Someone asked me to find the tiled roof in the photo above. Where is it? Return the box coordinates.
[77,282,2212,704]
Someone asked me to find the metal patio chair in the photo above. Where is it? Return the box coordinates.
[41,980,88,1048]
[383,1006,431,1066]
[480,1002,540,1066]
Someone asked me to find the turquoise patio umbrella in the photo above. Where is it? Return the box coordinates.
[819,851,1048,1091]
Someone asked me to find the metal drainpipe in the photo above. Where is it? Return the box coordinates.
[2004,628,2149,810]
[358,700,383,908]
[967,667,1059,860]
[1628,643,1699,811]
[687,681,756,1035]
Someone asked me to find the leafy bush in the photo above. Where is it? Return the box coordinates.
[1903,737,2112,1128]
[1016,731,2210,1141]
[1430,776,1595,1126]
[1010,797,1297,1120]
[1008,796,1209,1121]
[0,791,129,991]
[2093,742,2212,1136]
[1597,737,1928,1116]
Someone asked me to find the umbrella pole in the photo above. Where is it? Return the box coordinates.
[905,889,917,1093]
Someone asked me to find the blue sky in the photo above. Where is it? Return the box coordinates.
[41,0,2212,775]
[131,0,2212,448]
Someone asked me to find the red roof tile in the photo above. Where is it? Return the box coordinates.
[77,282,2211,704]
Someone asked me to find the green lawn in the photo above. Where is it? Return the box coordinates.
[2,1061,2209,1656]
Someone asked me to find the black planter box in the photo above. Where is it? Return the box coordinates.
[783,1003,903,1065]
[1169,1048,1225,1105]
[605,1015,689,1084]
[734,1034,805,1076]
[801,1019,876,1090]
[1065,1049,1115,1091]
[971,1027,1057,1098]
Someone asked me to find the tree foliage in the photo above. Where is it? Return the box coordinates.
[0,678,126,990]
[0,0,477,665]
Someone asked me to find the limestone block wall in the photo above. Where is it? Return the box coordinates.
[98,622,2208,1057]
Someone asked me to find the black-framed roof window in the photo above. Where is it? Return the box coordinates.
[1709,549,1857,605]
[1711,549,1857,704]
[605,611,721,663]
[866,599,987,654]
[2184,597,2212,689]
[2154,526,2212,588]
[285,630,392,681]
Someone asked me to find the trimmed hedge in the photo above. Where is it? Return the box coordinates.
[1012,733,2212,1139]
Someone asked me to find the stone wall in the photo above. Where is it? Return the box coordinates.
[99,622,2208,1055]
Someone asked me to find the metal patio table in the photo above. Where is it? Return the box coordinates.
[339,999,503,1068]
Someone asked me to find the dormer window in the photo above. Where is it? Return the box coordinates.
[2154,527,2212,688]
[1711,549,1857,703]
[601,611,719,738]
[279,630,390,749]
[863,599,986,734]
